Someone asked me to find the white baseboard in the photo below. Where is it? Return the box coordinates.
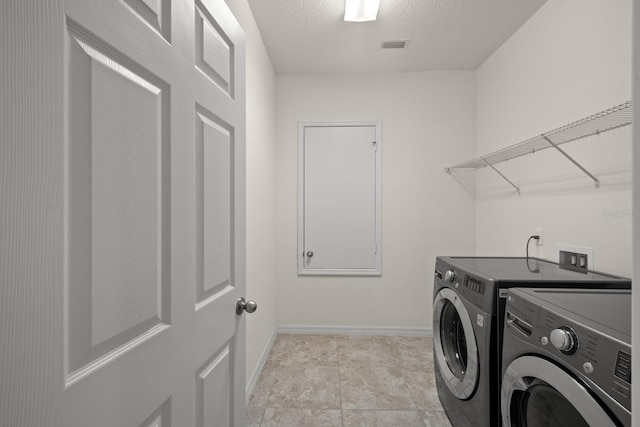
[245,327,278,404]
[277,325,433,337]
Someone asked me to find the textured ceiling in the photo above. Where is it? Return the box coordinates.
[247,0,548,74]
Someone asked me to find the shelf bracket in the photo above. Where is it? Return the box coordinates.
[542,135,599,188]
[482,157,520,195]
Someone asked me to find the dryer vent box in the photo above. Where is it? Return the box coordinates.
[557,244,594,272]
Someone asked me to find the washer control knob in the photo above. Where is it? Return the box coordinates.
[444,270,456,283]
[583,362,594,375]
[550,327,578,354]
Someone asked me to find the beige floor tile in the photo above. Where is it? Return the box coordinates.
[269,365,342,409]
[247,406,266,427]
[337,336,398,366]
[421,409,452,427]
[388,336,434,368]
[261,408,343,427]
[342,409,426,427]
[249,369,277,408]
[250,335,448,425]
[340,365,416,410]
[264,334,291,368]
[280,335,338,366]
[401,368,442,411]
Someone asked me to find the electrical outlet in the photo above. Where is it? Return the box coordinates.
[559,250,587,272]
[578,254,587,268]
[534,228,543,246]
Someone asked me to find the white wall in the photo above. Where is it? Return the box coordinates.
[223,0,278,388]
[631,0,639,420]
[225,0,634,390]
[275,72,476,331]
[475,0,633,277]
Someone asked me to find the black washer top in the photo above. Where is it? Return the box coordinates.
[448,257,628,283]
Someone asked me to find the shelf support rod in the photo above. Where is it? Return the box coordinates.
[482,157,520,195]
[542,135,599,188]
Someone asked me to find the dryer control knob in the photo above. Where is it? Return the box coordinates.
[550,327,578,354]
[583,362,594,375]
[444,270,456,283]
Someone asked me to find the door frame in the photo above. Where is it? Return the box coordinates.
[297,120,382,276]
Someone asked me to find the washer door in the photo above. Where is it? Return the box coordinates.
[433,287,479,400]
[501,356,617,427]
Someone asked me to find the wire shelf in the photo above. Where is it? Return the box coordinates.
[448,101,632,169]
[445,101,633,193]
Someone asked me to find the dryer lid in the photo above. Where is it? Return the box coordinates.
[447,257,629,283]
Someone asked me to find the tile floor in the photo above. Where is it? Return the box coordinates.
[247,334,452,427]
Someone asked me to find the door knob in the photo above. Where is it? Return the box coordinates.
[236,298,258,315]
[306,251,314,258]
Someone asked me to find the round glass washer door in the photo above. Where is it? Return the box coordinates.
[501,356,617,427]
[433,287,479,400]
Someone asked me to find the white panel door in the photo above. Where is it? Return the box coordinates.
[299,123,381,275]
[0,0,247,426]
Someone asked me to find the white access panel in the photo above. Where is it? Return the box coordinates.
[298,122,382,275]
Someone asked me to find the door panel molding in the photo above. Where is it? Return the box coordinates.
[0,0,246,425]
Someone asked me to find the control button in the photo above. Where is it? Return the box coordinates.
[444,270,456,283]
[613,381,630,398]
[583,362,594,375]
[454,282,459,289]
[550,327,578,354]
[540,336,548,346]
[614,351,632,383]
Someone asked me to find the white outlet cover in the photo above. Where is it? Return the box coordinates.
[556,243,595,270]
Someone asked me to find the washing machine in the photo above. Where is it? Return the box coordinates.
[501,288,631,426]
[432,256,631,427]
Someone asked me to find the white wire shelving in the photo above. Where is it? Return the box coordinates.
[445,101,633,194]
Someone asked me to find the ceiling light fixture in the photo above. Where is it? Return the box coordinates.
[344,0,380,22]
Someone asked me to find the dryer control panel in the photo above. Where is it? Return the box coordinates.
[433,258,497,313]
[538,307,631,411]
[460,275,486,309]
[504,288,632,413]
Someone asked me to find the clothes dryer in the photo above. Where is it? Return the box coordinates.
[501,288,631,427]
[432,256,630,427]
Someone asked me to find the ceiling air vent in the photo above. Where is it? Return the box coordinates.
[381,40,407,49]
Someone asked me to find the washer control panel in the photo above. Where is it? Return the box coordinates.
[444,269,456,283]
[538,309,631,411]
[504,289,632,412]
[614,351,631,383]
[457,275,487,310]
[549,327,578,355]
[433,259,496,312]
